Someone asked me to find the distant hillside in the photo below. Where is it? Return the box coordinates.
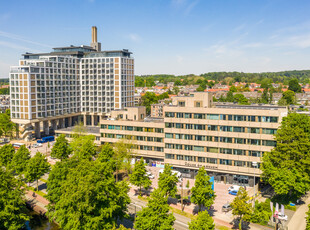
[0,78,9,84]
[135,70,310,87]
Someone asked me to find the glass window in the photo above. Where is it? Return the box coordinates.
[165,112,175,118]
[136,127,143,132]
[207,158,217,164]
[262,128,277,135]
[176,113,184,118]
[233,127,245,133]
[194,124,205,130]
[194,146,204,152]
[208,125,217,131]
[186,124,193,129]
[207,147,219,153]
[248,139,261,145]
[165,123,174,128]
[126,126,133,131]
[248,116,256,122]
[184,134,192,140]
[234,161,246,167]
[194,113,205,119]
[165,143,174,149]
[207,114,219,120]
[165,133,173,138]
[220,126,232,132]
[220,148,232,154]
[234,138,246,144]
[220,137,232,143]
[185,113,192,118]
[175,144,182,150]
[176,123,184,129]
[249,151,262,157]
[195,135,205,141]
[220,159,232,165]
[249,128,260,134]
[184,145,193,150]
[234,115,246,121]
[165,153,175,159]
[177,155,183,160]
[175,134,183,139]
[262,140,276,146]
[198,157,206,162]
[185,155,194,161]
[233,149,246,155]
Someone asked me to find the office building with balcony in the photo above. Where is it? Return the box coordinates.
[100,92,288,185]
[10,27,134,140]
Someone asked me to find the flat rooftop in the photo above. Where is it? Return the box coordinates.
[214,103,287,110]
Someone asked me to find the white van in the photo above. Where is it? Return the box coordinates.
[159,169,182,181]
[228,185,241,192]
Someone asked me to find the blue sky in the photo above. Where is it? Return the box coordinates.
[1,0,310,77]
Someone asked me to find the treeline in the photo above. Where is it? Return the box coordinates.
[135,70,310,87]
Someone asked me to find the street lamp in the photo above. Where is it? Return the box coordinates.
[180,176,184,211]
[252,161,258,210]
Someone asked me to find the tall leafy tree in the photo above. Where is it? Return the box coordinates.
[288,78,301,93]
[188,210,215,230]
[130,158,151,195]
[0,144,15,167]
[10,145,30,175]
[48,160,130,230]
[158,164,178,197]
[134,189,175,230]
[262,113,310,198]
[191,167,215,212]
[51,134,71,160]
[231,187,252,230]
[25,152,50,191]
[0,111,14,137]
[0,168,29,230]
[98,143,115,163]
[233,94,249,105]
[46,158,78,205]
[75,137,97,160]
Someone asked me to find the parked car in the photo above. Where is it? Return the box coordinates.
[178,199,191,205]
[228,185,240,192]
[229,190,238,196]
[32,143,39,148]
[146,172,155,179]
[222,203,232,212]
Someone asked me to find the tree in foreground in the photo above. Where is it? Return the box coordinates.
[0,144,15,167]
[51,134,71,160]
[0,168,29,229]
[231,187,252,230]
[114,139,135,181]
[134,189,175,230]
[158,164,179,198]
[262,113,310,198]
[10,145,30,175]
[306,204,310,230]
[191,167,215,212]
[130,158,151,196]
[25,152,50,191]
[98,143,115,163]
[188,210,215,230]
[49,160,130,230]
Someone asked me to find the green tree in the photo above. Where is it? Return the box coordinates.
[281,90,296,105]
[233,94,249,105]
[250,200,272,225]
[0,144,15,167]
[98,143,115,163]
[188,210,214,230]
[262,113,310,198]
[158,164,178,197]
[0,168,29,230]
[48,160,130,230]
[226,91,234,102]
[191,167,215,212]
[231,187,252,230]
[134,189,175,230]
[46,158,79,205]
[306,204,310,230]
[75,137,97,160]
[114,139,135,181]
[288,78,301,93]
[142,92,159,114]
[51,134,72,160]
[130,158,151,196]
[25,152,50,191]
[10,145,30,175]
[0,112,14,137]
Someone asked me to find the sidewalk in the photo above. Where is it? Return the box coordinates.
[287,193,310,230]
[24,190,49,215]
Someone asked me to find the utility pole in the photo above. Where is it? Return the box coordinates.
[252,161,258,210]
[181,177,184,211]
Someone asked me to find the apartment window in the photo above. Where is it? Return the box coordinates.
[248,116,256,122]
[262,140,276,147]
[249,128,260,134]
[248,139,261,145]
[185,113,192,118]
[234,138,246,144]
[234,161,246,167]
[234,149,246,155]
[136,127,143,132]
[165,143,174,149]
[194,146,204,152]
[195,135,205,141]
[186,124,193,129]
[176,123,184,129]
[198,157,206,163]
[176,113,184,118]
[220,114,226,120]
[194,124,205,130]
[184,145,193,151]
[208,125,217,131]
[207,147,219,153]
[126,126,133,131]
[233,127,245,133]
[207,158,217,164]
[194,113,205,119]
[184,134,192,140]
[220,148,232,154]
[178,101,185,107]
[185,155,194,161]
[207,114,219,120]
[234,115,246,121]
[258,116,278,123]
[175,144,182,150]
[165,154,175,159]
[249,151,262,157]
[165,112,175,117]
[165,123,174,128]
[220,126,232,132]
[220,159,232,165]
[262,128,277,135]
[220,137,232,143]
[136,136,144,141]
[176,155,184,160]
[194,101,201,107]
[175,134,183,139]
[155,128,164,133]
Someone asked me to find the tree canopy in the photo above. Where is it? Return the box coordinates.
[134,189,175,230]
[0,167,29,230]
[231,187,252,230]
[48,159,130,230]
[25,152,50,191]
[10,145,30,175]
[262,113,310,199]
[0,144,15,167]
[158,164,179,197]
[51,134,72,160]
[288,78,302,93]
[190,167,215,212]
[188,210,215,230]
[130,158,151,196]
